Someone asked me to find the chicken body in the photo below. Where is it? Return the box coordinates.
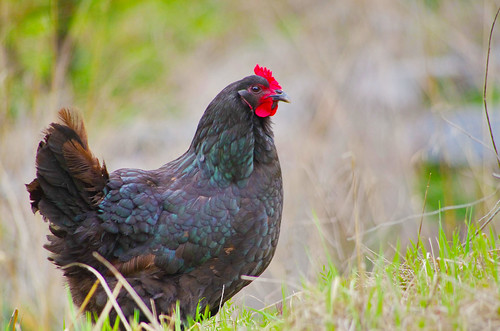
[27,68,289,322]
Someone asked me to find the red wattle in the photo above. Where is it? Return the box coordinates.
[255,101,277,117]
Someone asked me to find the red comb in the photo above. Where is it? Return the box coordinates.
[254,64,282,90]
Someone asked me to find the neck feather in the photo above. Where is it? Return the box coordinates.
[189,98,275,187]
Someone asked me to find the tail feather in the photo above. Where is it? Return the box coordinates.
[27,109,109,232]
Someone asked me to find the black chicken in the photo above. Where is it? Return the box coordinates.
[27,65,290,323]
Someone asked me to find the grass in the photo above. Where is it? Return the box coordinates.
[183,221,500,330]
[6,220,500,330]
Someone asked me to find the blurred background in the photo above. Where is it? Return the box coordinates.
[2,0,500,328]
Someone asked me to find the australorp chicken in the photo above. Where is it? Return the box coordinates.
[27,65,289,322]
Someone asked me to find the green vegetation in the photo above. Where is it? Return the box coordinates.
[6,222,499,330]
[0,0,233,127]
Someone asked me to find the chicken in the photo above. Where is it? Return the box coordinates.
[27,65,290,322]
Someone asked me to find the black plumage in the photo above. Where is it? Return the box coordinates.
[27,67,290,323]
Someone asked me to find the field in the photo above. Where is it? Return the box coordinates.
[2,0,500,329]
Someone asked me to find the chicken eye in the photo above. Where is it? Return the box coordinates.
[251,86,261,93]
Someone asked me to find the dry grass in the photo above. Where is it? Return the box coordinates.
[1,0,500,329]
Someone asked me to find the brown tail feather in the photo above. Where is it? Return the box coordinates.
[58,108,89,148]
[27,108,109,228]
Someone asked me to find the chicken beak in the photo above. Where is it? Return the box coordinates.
[271,90,291,103]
